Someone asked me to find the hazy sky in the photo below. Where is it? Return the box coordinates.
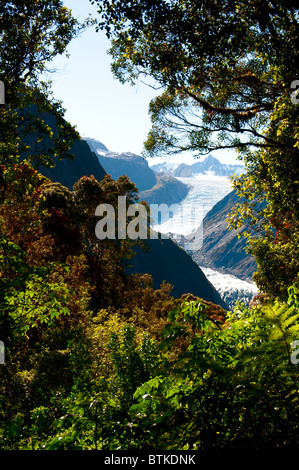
[48,0,239,165]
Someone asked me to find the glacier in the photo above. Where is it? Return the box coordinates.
[151,173,258,309]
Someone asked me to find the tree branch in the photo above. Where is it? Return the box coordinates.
[183,87,274,119]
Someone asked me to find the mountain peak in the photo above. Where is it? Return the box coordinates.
[83,136,109,154]
[171,154,244,177]
[204,154,218,163]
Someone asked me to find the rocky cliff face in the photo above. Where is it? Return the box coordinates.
[139,173,189,205]
[84,138,189,206]
[181,191,257,281]
[96,152,157,192]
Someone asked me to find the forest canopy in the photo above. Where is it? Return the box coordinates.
[0,0,299,452]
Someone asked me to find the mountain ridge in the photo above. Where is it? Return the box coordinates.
[128,235,228,309]
[35,127,226,308]
[40,138,106,190]
[179,190,257,282]
[151,154,244,178]
[84,137,190,206]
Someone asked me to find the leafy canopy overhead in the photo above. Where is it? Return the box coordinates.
[0,0,80,86]
[93,0,298,157]
[0,0,87,169]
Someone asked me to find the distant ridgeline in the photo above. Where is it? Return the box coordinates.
[84,137,189,206]
[18,108,227,308]
[152,154,245,178]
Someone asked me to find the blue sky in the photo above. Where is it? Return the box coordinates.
[48,0,240,165]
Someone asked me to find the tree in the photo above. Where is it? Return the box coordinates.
[94,0,296,155]
[0,1,81,85]
[94,0,299,298]
[73,174,149,309]
[0,0,86,170]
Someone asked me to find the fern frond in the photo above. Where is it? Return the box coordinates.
[280,304,296,322]
[283,311,299,327]
[288,323,299,335]
[262,301,299,341]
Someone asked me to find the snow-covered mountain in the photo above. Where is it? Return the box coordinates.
[83,137,189,205]
[152,175,258,309]
[150,161,181,174]
[82,136,110,155]
[151,154,244,178]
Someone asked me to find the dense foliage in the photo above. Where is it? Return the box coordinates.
[0,0,299,452]
[94,0,299,299]
[0,162,298,450]
[0,162,222,449]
